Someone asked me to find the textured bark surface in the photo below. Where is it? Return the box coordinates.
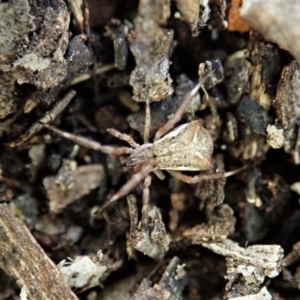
[0,203,78,300]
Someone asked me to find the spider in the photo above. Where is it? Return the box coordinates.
[41,68,241,213]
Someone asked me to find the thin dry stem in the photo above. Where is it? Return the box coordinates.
[154,68,218,141]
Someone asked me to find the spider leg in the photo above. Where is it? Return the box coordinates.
[127,194,138,228]
[167,170,224,184]
[99,162,154,211]
[141,175,151,221]
[154,68,218,141]
[42,123,134,156]
[144,175,151,200]
[201,86,219,123]
[107,128,140,148]
[153,170,165,180]
[144,95,151,143]
[167,165,247,184]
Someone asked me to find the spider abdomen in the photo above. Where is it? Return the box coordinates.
[153,120,213,171]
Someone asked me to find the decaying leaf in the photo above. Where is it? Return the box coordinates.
[131,257,188,300]
[58,250,122,293]
[203,239,283,282]
[224,49,250,105]
[129,0,174,103]
[127,73,201,138]
[0,0,92,140]
[202,239,283,297]
[274,60,300,163]
[43,160,106,213]
[248,33,283,111]
[228,287,272,300]
[0,1,34,62]
[127,60,222,139]
[0,0,36,121]
[174,0,211,36]
[12,0,70,90]
[183,204,236,243]
[127,195,170,260]
[9,90,76,147]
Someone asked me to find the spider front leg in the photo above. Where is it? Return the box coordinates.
[42,123,134,156]
[107,128,140,148]
[99,162,154,211]
[154,68,217,141]
[127,175,170,260]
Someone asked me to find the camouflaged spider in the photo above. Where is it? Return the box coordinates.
[42,69,237,211]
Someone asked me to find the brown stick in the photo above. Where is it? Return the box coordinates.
[0,203,78,300]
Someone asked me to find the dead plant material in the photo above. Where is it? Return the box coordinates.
[227,0,250,32]
[241,0,300,60]
[9,90,76,147]
[58,250,122,293]
[183,204,236,243]
[2,0,300,298]
[43,159,105,213]
[128,0,174,103]
[0,203,78,299]
[274,61,300,163]
[131,257,187,300]
[202,239,284,298]
[127,186,170,260]
[174,0,211,36]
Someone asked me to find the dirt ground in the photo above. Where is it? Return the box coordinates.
[1,0,300,299]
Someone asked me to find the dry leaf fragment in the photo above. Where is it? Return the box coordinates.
[131,257,187,300]
[228,287,272,300]
[127,194,170,260]
[129,0,174,103]
[203,239,283,298]
[0,1,70,123]
[224,50,250,105]
[183,204,236,243]
[174,0,211,36]
[202,239,284,285]
[127,73,201,139]
[274,61,300,163]
[43,160,105,213]
[12,0,70,90]
[58,250,122,293]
